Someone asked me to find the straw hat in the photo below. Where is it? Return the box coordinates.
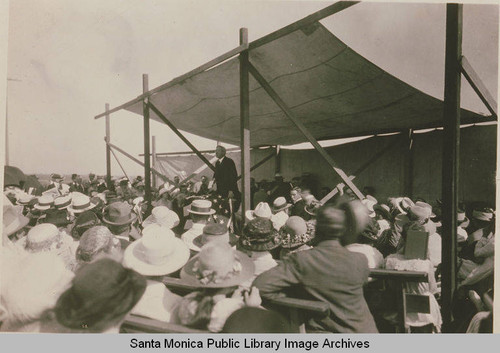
[68,194,96,214]
[123,225,189,276]
[50,173,64,182]
[22,223,60,253]
[457,209,470,228]
[17,194,35,206]
[142,206,180,229]
[408,205,431,223]
[279,216,315,249]
[3,205,29,236]
[186,199,215,215]
[415,201,436,218]
[272,197,291,214]
[102,202,136,226]
[192,223,238,249]
[395,197,414,214]
[240,218,281,251]
[54,195,72,210]
[361,195,378,218]
[180,242,254,288]
[245,202,272,222]
[472,208,494,222]
[34,195,54,211]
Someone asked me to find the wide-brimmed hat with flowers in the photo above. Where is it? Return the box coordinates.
[279,216,315,249]
[239,218,281,251]
[180,241,254,288]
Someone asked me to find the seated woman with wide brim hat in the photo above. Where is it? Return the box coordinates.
[123,224,190,277]
[176,242,258,332]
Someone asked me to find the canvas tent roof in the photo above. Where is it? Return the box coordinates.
[122,22,491,147]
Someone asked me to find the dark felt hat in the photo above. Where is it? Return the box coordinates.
[54,258,146,332]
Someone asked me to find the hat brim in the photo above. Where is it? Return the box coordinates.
[239,230,281,252]
[4,214,30,236]
[180,250,255,288]
[458,217,470,229]
[34,204,52,211]
[272,203,292,213]
[123,237,190,276]
[103,212,137,226]
[68,202,97,214]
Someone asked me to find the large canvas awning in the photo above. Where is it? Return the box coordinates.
[123,22,491,147]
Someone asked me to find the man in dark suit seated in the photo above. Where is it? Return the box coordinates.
[253,202,378,333]
[213,145,241,210]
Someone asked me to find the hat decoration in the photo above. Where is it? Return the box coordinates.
[240,218,281,251]
[279,216,314,249]
[472,208,494,222]
[180,242,254,288]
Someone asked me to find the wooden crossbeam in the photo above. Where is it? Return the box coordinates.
[460,55,498,118]
[148,102,216,172]
[106,140,174,184]
[248,61,364,200]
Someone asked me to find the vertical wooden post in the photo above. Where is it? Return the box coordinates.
[105,103,111,187]
[442,3,462,333]
[401,129,413,197]
[143,74,152,215]
[152,135,157,189]
[240,28,251,221]
[275,145,281,174]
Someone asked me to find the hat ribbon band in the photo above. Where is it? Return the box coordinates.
[39,201,53,207]
[191,205,212,213]
[73,201,91,210]
[56,199,71,208]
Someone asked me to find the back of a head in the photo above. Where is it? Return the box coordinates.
[315,204,346,241]
[222,307,296,333]
[1,252,74,329]
[54,258,146,332]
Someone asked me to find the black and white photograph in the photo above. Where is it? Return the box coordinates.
[1,0,498,339]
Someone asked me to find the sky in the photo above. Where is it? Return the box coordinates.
[5,0,499,177]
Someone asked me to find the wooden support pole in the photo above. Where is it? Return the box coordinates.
[152,135,157,189]
[401,129,414,197]
[105,103,111,187]
[148,102,216,172]
[460,55,498,118]
[143,74,152,214]
[248,61,364,200]
[240,28,251,220]
[275,146,281,174]
[441,3,462,333]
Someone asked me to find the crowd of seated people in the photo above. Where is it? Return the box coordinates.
[1,170,494,333]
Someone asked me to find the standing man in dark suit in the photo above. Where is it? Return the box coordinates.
[213,145,241,210]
